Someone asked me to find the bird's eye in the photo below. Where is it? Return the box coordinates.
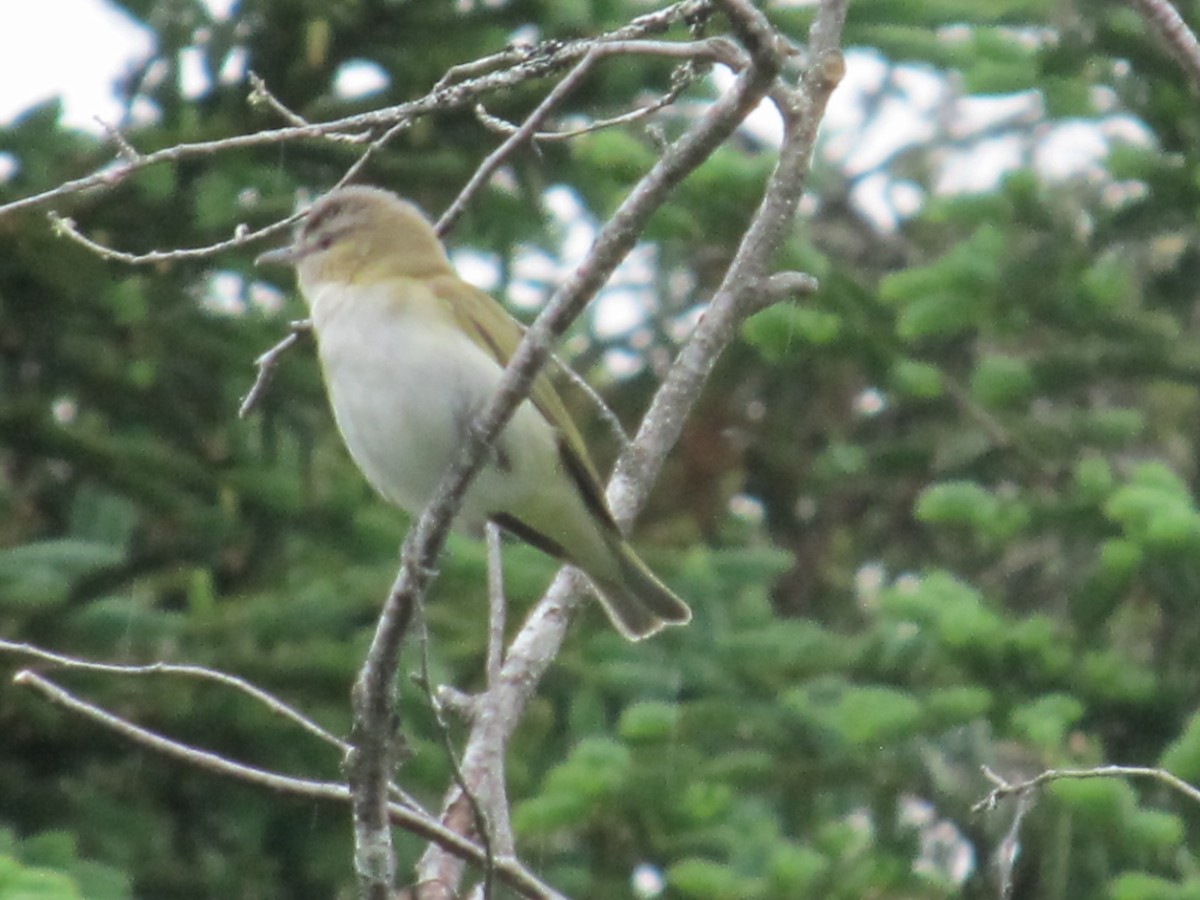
[316,234,334,251]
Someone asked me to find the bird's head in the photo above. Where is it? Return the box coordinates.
[256,186,453,291]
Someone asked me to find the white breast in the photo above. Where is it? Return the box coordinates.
[308,281,562,529]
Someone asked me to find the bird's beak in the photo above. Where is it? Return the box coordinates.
[254,244,299,267]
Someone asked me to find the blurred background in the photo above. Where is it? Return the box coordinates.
[3,1,1200,898]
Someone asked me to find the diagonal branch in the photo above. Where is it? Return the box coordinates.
[438,36,745,236]
[39,37,736,266]
[416,0,846,892]
[10,669,562,900]
[350,9,789,896]
[0,0,715,222]
[974,761,1200,812]
[1129,0,1200,93]
[0,637,435,812]
[1,638,344,753]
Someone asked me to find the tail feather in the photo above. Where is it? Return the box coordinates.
[492,509,691,641]
[587,539,691,641]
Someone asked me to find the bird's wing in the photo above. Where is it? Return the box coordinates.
[430,274,619,532]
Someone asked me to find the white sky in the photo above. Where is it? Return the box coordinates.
[0,0,152,129]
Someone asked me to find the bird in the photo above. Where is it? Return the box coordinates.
[256,185,691,640]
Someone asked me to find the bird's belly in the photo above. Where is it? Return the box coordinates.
[316,310,557,528]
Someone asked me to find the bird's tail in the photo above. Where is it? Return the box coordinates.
[586,536,692,641]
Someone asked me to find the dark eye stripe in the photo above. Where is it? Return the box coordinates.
[303,201,346,237]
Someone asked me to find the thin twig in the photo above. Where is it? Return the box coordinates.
[49,107,407,266]
[238,320,313,418]
[554,356,631,451]
[0,638,341,751]
[438,47,600,235]
[472,38,732,143]
[438,37,743,237]
[249,72,310,126]
[995,785,1030,900]
[415,611,496,899]
[475,89,683,142]
[436,45,538,91]
[94,117,143,163]
[247,70,371,140]
[50,209,303,265]
[336,119,414,190]
[973,762,1200,812]
[0,638,431,815]
[12,668,352,795]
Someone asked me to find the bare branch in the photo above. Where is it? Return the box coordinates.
[972,761,1200,898]
[416,1,843,890]
[413,4,835,890]
[1130,0,1200,94]
[436,45,536,91]
[608,13,842,522]
[437,49,599,236]
[248,70,312,128]
[476,29,726,145]
[335,119,415,193]
[347,570,414,893]
[238,320,313,418]
[247,71,370,144]
[47,109,406,266]
[11,669,562,899]
[358,17,787,891]
[743,270,820,315]
[993,781,1032,900]
[414,613,498,900]
[13,667,351,795]
[94,117,143,163]
[555,356,631,451]
[0,0,715,222]
[441,525,515,895]
[974,762,1200,812]
[49,209,302,265]
[0,638,342,752]
[0,637,431,815]
[485,524,507,693]
[475,89,679,142]
[439,37,744,236]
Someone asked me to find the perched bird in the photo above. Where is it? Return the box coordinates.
[257,186,691,640]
